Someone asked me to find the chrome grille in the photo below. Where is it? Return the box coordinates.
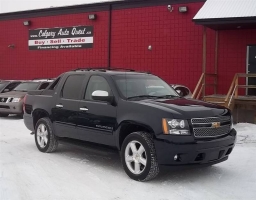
[193,125,231,138]
[191,116,231,138]
[191,116,231,124]
[0,97,8,103]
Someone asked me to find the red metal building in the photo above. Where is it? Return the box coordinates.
[0,0,255,97]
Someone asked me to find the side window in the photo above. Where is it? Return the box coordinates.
[6,82,21,91]
[85,76,112,100]
[62,75,85,100]
[49,77,61,90]
[39,82,50,90]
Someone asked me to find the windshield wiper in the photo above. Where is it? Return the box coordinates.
[156,95,180,99]
[127,95,158,100]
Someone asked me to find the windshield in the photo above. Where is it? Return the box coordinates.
[13,82,40,92]
[0,82,8,91]
[112,74,179,99]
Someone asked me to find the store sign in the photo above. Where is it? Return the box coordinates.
[28,26,93,50]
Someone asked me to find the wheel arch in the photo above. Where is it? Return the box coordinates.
[32,109,50,128]
[116,121,155,150]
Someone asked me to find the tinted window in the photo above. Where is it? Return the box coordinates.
[14,82,40,91]
[6,82,21,91]
[39,82,50,90]
[85,76,112,100]
[62,75,85,100]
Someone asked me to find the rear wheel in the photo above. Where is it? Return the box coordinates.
[121,132,159,181]
[0,113,9,117]
[35,118,58,153]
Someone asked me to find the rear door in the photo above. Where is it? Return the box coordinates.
[76,75,117,146]
[247,45,256,95]
[52,74,85,139]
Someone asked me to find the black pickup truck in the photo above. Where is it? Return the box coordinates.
[23,69,236,181]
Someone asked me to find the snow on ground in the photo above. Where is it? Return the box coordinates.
[0,116,256,200]
[235,123,256,145]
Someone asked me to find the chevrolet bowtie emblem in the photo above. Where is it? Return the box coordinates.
[212,122,220,128]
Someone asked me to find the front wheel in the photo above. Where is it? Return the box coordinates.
[35,117,58,153]
[121,132,159,181]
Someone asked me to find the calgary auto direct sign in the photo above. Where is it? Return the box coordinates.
[28,26,93,50]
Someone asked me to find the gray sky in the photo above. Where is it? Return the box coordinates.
[0,0,116,13]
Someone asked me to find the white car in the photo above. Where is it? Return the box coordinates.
[170,84,192,98]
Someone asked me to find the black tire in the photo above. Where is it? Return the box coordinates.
[35,117,58,153]
[0,113,9,117]
[121,132,159,181]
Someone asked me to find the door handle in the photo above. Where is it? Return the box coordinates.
[56,104,63,108]
[79,107,88,111]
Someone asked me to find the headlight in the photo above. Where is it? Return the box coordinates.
[12,98,21,103]
[162,118,190,135]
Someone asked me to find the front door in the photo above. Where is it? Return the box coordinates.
[52,74,85,139]
[247,45,256,95]
[76,75,117,146]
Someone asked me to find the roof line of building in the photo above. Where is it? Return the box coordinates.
[0,0,206,21]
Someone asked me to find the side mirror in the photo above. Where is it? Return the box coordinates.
[92,90,114,103]
[3,89,9,92]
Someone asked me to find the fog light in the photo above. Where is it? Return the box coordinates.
[174,154,178,161]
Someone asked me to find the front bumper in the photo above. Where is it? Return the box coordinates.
[0,101,23,114]
[154,129,236,166]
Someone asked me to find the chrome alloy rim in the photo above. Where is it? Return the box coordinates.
[125,140,147,175]
[37,124,48,148]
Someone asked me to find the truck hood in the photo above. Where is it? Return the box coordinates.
[0,91,27,98]
[138,98,229,119]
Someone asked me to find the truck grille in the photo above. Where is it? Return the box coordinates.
[191,116,231,138]
[191,116,230,124]
[193,125,231,137]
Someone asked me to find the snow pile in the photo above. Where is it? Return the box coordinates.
[235,123,256,144]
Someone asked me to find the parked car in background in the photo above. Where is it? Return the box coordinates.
[170,84,192,98]
[0,79,53,117]
[0,80,22,93]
